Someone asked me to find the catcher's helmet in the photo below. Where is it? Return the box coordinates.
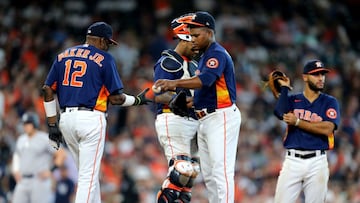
[22,112,40,129]
[171,13,194,42]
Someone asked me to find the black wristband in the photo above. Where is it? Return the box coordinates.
[50,165,58,172]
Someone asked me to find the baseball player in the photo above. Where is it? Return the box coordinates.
[154,13,200,203]
[154,11,241,203]
[11,111,66,203]
[273,60,341,203]
[42,21,151,203]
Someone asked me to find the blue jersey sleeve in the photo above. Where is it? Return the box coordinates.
[274,87,291,119]
[198,51,226,87]
[103,57,124,95]
[322,95,341,130]
[45,59,59,90]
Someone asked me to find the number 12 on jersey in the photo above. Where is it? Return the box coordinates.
[62,59,87,87]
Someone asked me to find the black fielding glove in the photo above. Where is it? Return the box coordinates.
[48,123,63,150]
[134,88,152,105]
[169,90,189,117]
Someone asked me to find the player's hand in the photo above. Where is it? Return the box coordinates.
[282,112,297,126]
[277,77,291,88]
[48,123,63,150]
[13,172,21,183]
[186,96,194,108]
[38,170,52,180]
[134,88,152,105]
[153,79,177,92]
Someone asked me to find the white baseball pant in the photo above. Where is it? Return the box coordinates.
[12,177,52,203]
[274,150,329,203]
[197,104,241,203]
[155,113,199,162]
[59,108,106,203]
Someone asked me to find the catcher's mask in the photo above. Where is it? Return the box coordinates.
[171,14,194,42]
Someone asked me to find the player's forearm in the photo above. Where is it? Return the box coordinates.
[174,76,202,89]
[296,119,335,136]
[108,94,126,105]
[12,153,22,182]
[155,91,175,104]
[109,91,150,106]
[42,85,55,102]
[42,85,58,124]
[54,148,67,167]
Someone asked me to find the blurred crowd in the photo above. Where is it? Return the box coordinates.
[0,0,360,202]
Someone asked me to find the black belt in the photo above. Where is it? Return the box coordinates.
[287,150,325,159]
[195,108,216,119]
[61,107,93,113]
[22,174,34,178]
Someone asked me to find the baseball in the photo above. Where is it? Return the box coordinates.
[152,85,162,93]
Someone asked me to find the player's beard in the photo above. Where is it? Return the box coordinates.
[308,80,324,92]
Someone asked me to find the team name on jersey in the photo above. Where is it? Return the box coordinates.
[57,48,104,67]
[294,109,322,122]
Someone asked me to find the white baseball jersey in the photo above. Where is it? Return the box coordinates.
[12,131,55,203]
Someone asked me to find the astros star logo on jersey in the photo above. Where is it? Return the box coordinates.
[206,58,219,68]
[326,108,337,119]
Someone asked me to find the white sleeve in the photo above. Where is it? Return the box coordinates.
[12,152,20,173]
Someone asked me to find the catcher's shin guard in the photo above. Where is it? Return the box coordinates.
[157,155,200,203]
[185,157,200,188]
[178,187,192,203]
[157,179,182,203]
[177,157,200,202]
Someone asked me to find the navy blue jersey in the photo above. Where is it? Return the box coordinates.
[284,93,340,150]
[195,42,237,110]
[153,49,197,118]
[45,44,124,112]
[55,177,75,203]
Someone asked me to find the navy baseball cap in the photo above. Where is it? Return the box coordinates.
[22,112,40,128]
[187,11,215,30]
[87,22,118,45]
[303,60,330,74]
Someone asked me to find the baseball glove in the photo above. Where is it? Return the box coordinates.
[48,123,63,150]
[265,70,292,99]
[169,90,189,117]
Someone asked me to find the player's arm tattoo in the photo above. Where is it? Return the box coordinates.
[154,91,175,104]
